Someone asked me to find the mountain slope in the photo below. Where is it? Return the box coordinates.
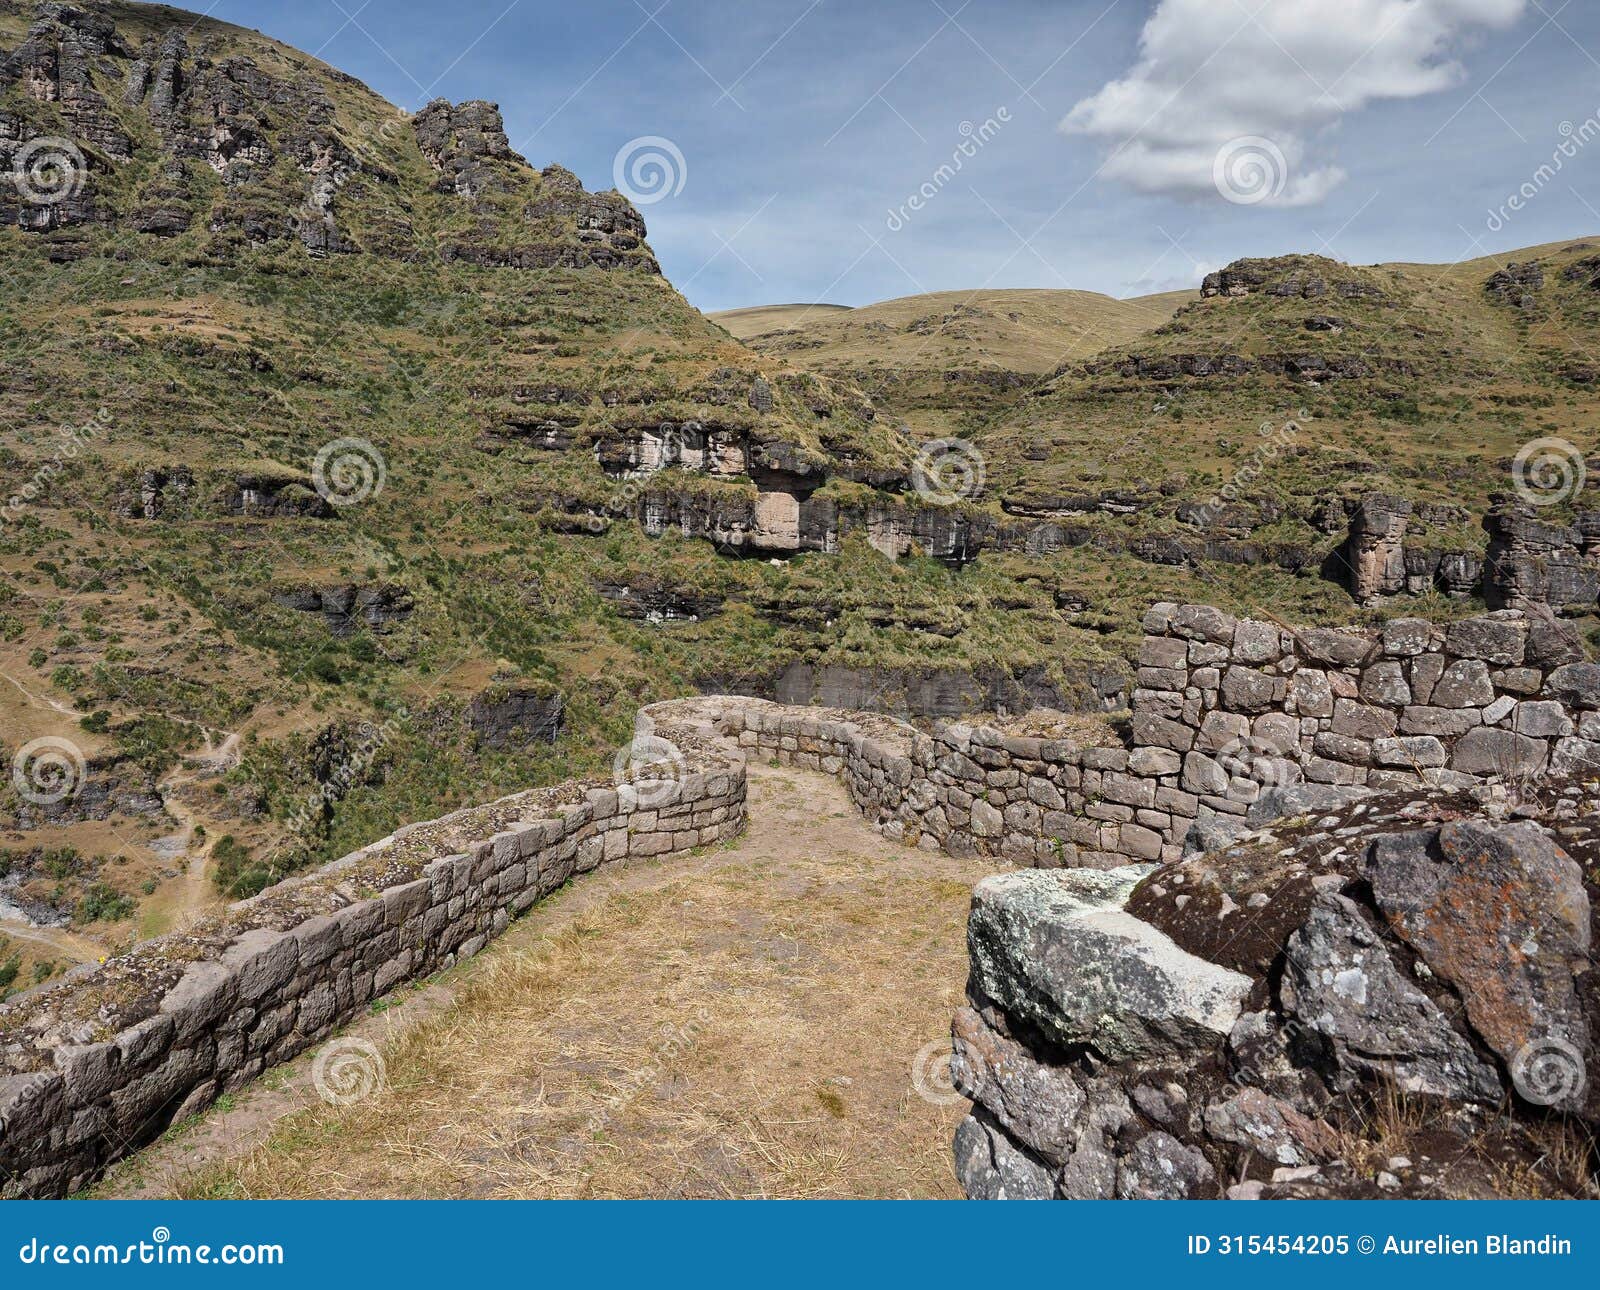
[0,3,1597,996]
[714,287,1195,437]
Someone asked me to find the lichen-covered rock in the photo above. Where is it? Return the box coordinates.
[966,868,1251,1062]
[952,1109,1056,1200]
[1281,892,1503,1102]
[1115,1130,1217,1198]
[950,1005,1084,1164]
[1365,821,1590,1108]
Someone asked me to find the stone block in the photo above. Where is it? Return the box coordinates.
[1330,698,1397,740]
[1431,659,1495,708]
[1449,728,1549,776]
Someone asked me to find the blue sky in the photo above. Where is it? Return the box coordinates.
[203,0,1600,312]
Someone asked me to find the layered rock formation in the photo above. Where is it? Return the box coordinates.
[0,0,660,270]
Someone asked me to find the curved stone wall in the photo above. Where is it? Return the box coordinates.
[4,604,1596,1198]
[0,703,745,1198]
[713,603,1600,867]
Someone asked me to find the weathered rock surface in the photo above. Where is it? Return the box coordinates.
[953,771,1600,1200]
[965,868,1252,1063]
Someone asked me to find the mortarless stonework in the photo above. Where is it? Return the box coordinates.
[0,701,745,1198]
[5,604,1598,1198]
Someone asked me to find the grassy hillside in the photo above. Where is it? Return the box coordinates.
[979,241,1600,526]
[1,2,1596,995]
[714,287,1196,437]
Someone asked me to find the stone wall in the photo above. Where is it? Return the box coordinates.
[712,603,1600,869]
[5,602,1597,1198]
[0,703,745,1199]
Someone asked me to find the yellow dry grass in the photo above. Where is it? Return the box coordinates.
[713,287,1194,372]
[127,764,991,1199]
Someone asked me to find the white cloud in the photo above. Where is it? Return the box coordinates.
[1062,0,1527,205]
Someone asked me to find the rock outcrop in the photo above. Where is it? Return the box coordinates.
[953,780,1598,1199]
[0,1,660,272]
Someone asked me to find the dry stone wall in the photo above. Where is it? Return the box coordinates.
[713,602,1600,868]
[5,603,1597,1199]
[0,702,745,1199]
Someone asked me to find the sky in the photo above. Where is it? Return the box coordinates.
[201,0,1600,312]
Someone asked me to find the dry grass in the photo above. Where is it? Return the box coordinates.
[148,766,989,1199]
[712,288,1194,372]
[1333,1081,1598,1199]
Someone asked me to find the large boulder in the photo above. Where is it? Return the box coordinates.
[1281,892,1503,1103]
[965,868,1252,1063]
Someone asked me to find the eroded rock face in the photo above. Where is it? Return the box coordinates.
[1342,493,1412,603]
[271,583,414,636]
[952,778,1600,1200]
[1484,506,1600,613]
[466,684,563,749]
[0,3,658,272]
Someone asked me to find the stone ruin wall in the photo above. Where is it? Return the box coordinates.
[717,602,1600,868]
[0,703,746,1199]
[5,603,1600,1198]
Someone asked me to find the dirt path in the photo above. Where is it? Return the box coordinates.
[98,763,994,1200]
[159,730,241,925]
[0,666,85,719]
[0,920,103,962]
